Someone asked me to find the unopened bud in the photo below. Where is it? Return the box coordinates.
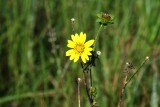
[96,51,101,56]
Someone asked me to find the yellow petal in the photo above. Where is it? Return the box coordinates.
[71,33,79,42]
[70,54,75,60]
[68,40,74,44]
[85,51,92,56]
[88,52,92,55]
[67,40,75,48]
[75,33,79,38]
[85,55,89,60]
[66,49,74,56]
[85,40,94,47]
[85,47,93,52]
[81,53,86,63]
[83,53,89,61]
[74,54,79,62]
[71,34,76,42]
[80,32,86,43]
[75,33,79,42]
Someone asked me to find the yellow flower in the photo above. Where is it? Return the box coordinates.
[66,32,94,63]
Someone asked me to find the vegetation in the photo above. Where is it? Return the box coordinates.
[0,0,159,107]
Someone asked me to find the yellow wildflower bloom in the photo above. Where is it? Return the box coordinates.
[66,32,94,63]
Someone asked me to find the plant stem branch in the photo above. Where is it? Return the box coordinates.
[81,62,93,106]
[82,72,92,104]
[90,66,93,87]
[77,78,81,107]
[118,56,149,107]
[127,57,149,84]
[93,24,103,50]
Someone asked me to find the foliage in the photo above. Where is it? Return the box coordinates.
[0,0,159,107]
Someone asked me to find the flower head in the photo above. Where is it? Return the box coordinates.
[66,32,94,63]
[96,12,114,26]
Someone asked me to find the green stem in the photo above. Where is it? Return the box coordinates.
[90,66,93,87]
[93,24,103,50]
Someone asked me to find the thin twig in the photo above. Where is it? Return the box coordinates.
[81,62,93,106]
[119,75,128,107]
[127,56,149,84]
[71,18,75,33]
[118,56,149,107]
[77,78,81,107]
[82,72,92,104]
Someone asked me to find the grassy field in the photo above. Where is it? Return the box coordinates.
[0,0,160,107]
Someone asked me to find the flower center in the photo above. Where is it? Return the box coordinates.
[74,43,85,54]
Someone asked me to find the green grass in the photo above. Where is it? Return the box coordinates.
[0,0,160,107]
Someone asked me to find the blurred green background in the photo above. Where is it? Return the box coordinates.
[0,0,160,107]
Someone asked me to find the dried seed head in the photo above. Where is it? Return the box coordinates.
[126,62,134,69]
[96,51,101,56]
[77,78,81,82]
[126,62,129,65]
[71,18,75,23]
[146,56,149,60]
